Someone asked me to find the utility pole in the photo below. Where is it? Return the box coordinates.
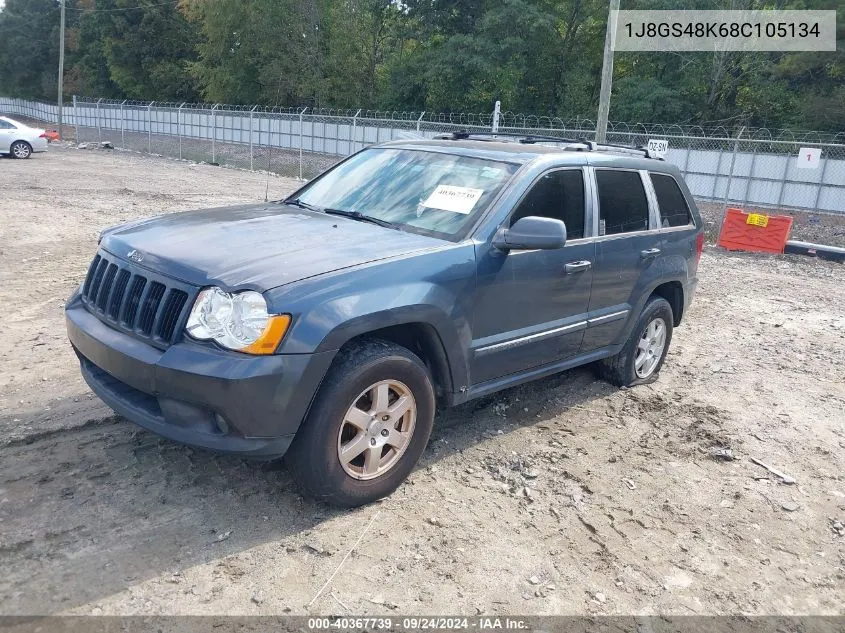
[58,0,65,140]
[595,0,620,143]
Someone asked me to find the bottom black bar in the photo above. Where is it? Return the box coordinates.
[1,616,844,633]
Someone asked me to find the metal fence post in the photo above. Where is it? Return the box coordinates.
[177,102,185,160]
[211,104,219,164]
[711,147,724,200]
[352,108,361,152]
[812,153,829,212]
[720,127,744,215]
[416,111,425,133]
[299,107,308,180]
[120,100,126,147]
[147,101,154,153]
[776,151,791,210]
[96,98,102,142]
[742,144,757,209]
[249,105,257,171]
[72,95,77,142]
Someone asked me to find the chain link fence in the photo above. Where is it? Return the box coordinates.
[2,96,843,214]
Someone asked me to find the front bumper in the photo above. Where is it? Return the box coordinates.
[66,292,334,458]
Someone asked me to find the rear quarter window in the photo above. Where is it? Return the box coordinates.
[651,173,693,228]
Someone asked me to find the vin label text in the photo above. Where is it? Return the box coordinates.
[612,10,836,52]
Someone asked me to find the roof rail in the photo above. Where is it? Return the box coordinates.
[435,130,665,160]
[564,140,664,160]
[436,130,587,145]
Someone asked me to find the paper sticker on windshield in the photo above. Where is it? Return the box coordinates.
[422,185,484,214]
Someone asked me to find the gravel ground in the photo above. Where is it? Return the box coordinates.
[1,146,844,617]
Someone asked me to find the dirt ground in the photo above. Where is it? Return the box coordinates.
[1,146,843,617]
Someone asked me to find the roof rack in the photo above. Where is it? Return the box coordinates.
[435,130,586,145]
[563,140,664,160]
[435,130,664,160]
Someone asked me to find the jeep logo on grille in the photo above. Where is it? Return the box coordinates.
[126,249,144,263]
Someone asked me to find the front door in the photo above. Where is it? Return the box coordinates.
[470,167,595,385]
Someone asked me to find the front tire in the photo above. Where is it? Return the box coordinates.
[10,141,32,159]
[597,296,674,387]
[285,339,436,506]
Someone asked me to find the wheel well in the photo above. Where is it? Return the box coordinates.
[650,281,684,326]
[341,323,453,402]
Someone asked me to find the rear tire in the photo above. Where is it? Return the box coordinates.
[597,296,674,387]
[285,339,436,506]
[10,141,32,159]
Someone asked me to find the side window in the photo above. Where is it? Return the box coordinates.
[651,173,693,227]
[509,169,585,239]
[595,170,650,235]
[0,120,14,130]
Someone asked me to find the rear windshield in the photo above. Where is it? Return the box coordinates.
[293,148,519,240]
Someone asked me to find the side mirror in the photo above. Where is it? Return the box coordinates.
[492,216,567,251]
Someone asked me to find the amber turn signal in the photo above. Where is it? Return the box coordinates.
[241,314,292,355]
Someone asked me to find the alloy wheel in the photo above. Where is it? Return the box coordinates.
[11,142,31,159]
[336,379,417,480]
[634,317,667,378]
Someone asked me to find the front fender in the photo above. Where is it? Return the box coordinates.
[265,246,477,397]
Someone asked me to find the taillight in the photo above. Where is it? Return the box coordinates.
[694,232,705,264]
[39,133,47,138]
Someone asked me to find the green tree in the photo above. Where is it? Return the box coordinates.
[0,0,62,100]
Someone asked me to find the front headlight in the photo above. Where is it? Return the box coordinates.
[186,287,290,355]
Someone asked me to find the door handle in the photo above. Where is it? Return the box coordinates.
[564,260,592,274]
[640,248,661,259]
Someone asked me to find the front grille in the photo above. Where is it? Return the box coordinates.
[80,251,195,348]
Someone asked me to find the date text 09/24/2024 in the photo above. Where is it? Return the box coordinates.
[307,617,529,630]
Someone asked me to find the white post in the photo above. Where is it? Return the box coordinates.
[491,101,501,133]
[299,107,308,180]
[416,111,425,133]
[177,102,185,160]
[147,101,154,153]
[72,95,77,142]
[249,105,257,171]
[96,98,102,141]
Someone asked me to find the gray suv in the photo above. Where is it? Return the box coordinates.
[65,134,704,506]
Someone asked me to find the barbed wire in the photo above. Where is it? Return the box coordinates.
[3,95,844,146]
[58,95,844,144]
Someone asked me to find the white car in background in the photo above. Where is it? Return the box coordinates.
[0,116,49,158]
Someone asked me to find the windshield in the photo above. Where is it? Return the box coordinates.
[291,148,519,240]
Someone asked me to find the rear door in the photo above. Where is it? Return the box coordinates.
[581,167,658,351]
[471,167,595,384]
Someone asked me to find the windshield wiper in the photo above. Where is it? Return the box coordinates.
[323,208,395,229]
[285,198,320,211]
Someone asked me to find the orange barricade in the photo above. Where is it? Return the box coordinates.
[717,208,793,254]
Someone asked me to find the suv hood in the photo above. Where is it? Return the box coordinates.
[99,203,446,290]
